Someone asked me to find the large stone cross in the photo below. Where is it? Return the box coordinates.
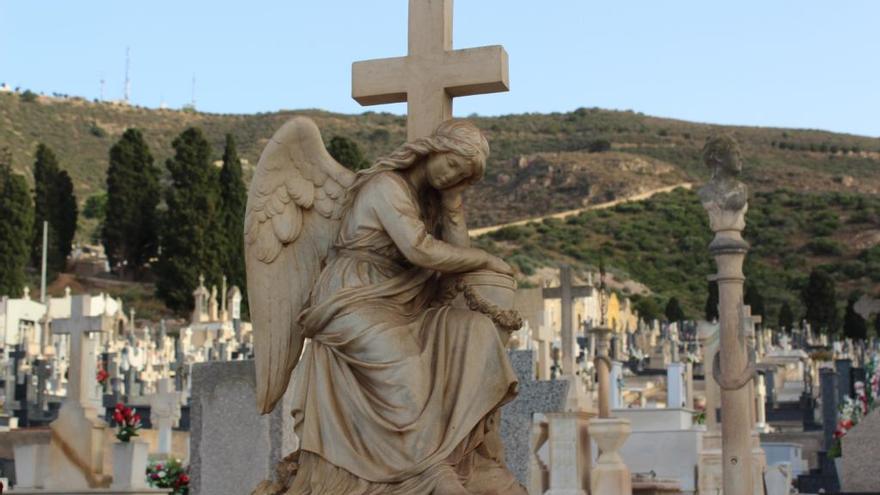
[352,0,509,140]
[542,265,593,376]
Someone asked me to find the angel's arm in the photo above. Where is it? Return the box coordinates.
[440,185,470,248]
[367,174,488,273]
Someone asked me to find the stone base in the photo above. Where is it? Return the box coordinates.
[9,490,166,494]
[589,418,632,495]
[698,430,767,495]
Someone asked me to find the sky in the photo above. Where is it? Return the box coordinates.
[1,1,878,137]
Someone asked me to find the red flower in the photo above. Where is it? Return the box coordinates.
[113,411,124,423]
[179,474,190,485]
[841,419,854,430]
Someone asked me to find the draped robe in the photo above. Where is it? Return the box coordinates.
[285,171,523,494]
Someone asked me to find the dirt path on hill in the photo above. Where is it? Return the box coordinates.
[468,182,694,237]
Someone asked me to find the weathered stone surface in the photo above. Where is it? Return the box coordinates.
[500,350,570,485]
[190,360,296,495]
[840,408,880,492]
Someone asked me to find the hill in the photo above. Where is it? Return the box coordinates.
[2,91,879,230]
[2,90,879,325]
[473,187,880,327]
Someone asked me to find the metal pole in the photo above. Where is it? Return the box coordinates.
[40,220,48,302]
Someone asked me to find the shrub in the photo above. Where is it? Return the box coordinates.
[588,139,611,153]
[806,238,843,256]
[19,90,37,102]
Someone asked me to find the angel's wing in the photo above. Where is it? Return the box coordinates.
[245,116,355,414]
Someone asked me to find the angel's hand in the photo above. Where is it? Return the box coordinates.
[484,254,514,275]
[441,182,468,211]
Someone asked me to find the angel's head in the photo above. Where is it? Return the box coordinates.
[368,120,489,190]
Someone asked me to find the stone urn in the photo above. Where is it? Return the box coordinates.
[111,440,150,489]
[445,270,522,345]
[589,417,633,495]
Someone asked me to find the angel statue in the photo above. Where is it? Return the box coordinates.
[246,117,527,495]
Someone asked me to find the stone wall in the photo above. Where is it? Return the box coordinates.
[840,408,880,492]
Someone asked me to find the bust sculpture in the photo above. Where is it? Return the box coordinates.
[698,134,749,233]
[246,117,526,494]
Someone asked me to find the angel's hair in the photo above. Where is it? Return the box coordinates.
[349,119,490,194]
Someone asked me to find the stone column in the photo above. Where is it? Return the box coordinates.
[545,412,591,495]
[560,265,576,376]
[700,135,754,495]
[698,321,721,430]
[755,374,769,433]
[591,327,613,418]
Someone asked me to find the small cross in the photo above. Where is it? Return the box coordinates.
[352,0,509,140]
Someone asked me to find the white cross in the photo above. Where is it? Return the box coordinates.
[352,0,509,140]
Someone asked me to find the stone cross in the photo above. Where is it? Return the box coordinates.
[52,295,110,417]
[542,265,593,377]
[352,0,509,140]
[150,378,182,455]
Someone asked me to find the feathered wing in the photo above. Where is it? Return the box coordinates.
[245,116,355,414]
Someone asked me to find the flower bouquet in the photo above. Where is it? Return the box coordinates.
[146,458,190,495]
[113,403,142,442]
[96,368,109,385]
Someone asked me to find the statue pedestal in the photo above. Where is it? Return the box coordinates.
[589,417,632,495]
[544,412,593,495]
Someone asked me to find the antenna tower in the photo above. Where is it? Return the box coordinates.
[124,47,131,103]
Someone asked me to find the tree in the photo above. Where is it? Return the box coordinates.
[102,129,160,277]
[801,268,838,334]
[778,301,794,333]
[874,314,880,339]
[665,296,685,322]
[218,134,247,313]
[327,136,370,171]
[633,295,661,323]
[82,194,107,220]
[704,280,719,321]
[843,294,867,341]
[155,127,223,313]
[0,149,34,296]
[30,144,75,273]
[52,170,78,265]
[744,283,765,319]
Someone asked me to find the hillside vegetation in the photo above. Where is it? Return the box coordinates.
[474,188,880,325]
[2,92,879,229]
[2,91,879,324]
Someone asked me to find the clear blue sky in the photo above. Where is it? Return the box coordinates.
[1,1,878,137]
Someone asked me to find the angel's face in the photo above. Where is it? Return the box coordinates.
[425,152,474,190]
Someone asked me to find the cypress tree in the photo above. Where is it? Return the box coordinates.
[155,127,223,313]
[102,129,160,277]
[843,294,867,341]
[665,296,685,322]
[0,149,34,297]
[31,144,60,268]
[778,301,794,333]
[802,268,838,334]
[52,170,78,268]
[30,144,75,273]
[744,284,765,319]
[218,134,247,312]
[704,280,719,322]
